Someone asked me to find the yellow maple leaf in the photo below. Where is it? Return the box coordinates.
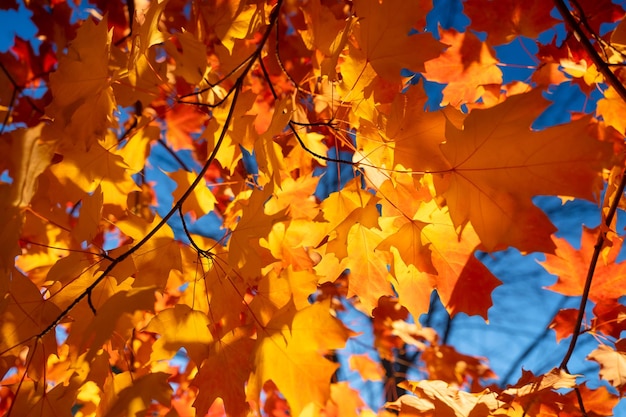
[169,169,217,219]
[47,17,116,149]
[144,304,213,365]
[116,213,182,288]
[247,300,352,417]
[103,371,172,417]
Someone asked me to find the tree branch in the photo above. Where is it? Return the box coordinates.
[553,0,626,371]
[33,0,285,341]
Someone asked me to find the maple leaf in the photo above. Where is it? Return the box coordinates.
[199,0,263,53]
[169,168,217,219]
[116,213,182,288]
[349,353,385,382]
[73,185,104,244]
[8,377,85,417]
[0,269,61,373]
[567,383,620,417]
[377,179,500,319]
[103,371,172,417]
[47,140,141,215]
[338,0,443,121]
[247,300,352,417]
[201,90,256,174]
[423,30,503,107]
[597,86,626,135]
[434,90,613,252]
[82,287,156,361]
[541,226,626,304]
[144,304,213,365]
[298,0,352,78]
[355,81,455,175]
[260,220,325,273]
[464,0,559,45]
[192,326,256,417]
[591,303,626,339]
[548,308,579,342]
[228,184,288,280]
[352,0,442,82]
[264,174,321,220]
[163,104,208,151]
[422,345,494,389]
[390,379,497,417]
[574,0,626,35]
[0,124,55,271]
[46,16,116,149]
[5,124,55,208]
[165,31,208,85]
[587,341,626,395]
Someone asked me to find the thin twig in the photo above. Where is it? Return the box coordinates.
[553,0,626,102]
[32,0,284,341]
[553,0,626,370]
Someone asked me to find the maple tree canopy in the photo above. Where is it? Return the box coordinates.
[1,0,626,416]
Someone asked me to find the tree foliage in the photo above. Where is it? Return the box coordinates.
[1,0,625,416]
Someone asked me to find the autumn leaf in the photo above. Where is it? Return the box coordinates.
[423,30,503,107]
[390,379,494,417]
[0,268,61,366]
[247,300,352,417]
[597,86,626,135]
[116,213,182,288]
[73,186,104,244]
[82,287,156,361]
[434,90,613,252]
[169,168,217,218]
[103,372,172,417]
[377,179,500,319]
[569,384,619,417]
[192,326,256,417]
[48,140,141,214]
[298,0,352,78]
[165,31,208,85]
[548,308,579,342]
[46,16,115,149]
[4,0,626,415]
[463,0,559,45]
[144,304,213,365]
[587,341,626,395]
[5,123,55,208]
[227,184,287,279]
[351,0,442,83]
[163,104,208,151]
[541,226,626,304]
[349,353,385,382]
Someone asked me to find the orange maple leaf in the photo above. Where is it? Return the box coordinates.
[423,30,503,107]
[351,0,442,82]
[541,226,626,304]
[463,0,559,45]
[192,326,256,417]
[434,90,613,252]
[377,179,500,319]
[164,104,207,151]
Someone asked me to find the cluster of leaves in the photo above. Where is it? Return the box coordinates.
[1,0,626,416]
